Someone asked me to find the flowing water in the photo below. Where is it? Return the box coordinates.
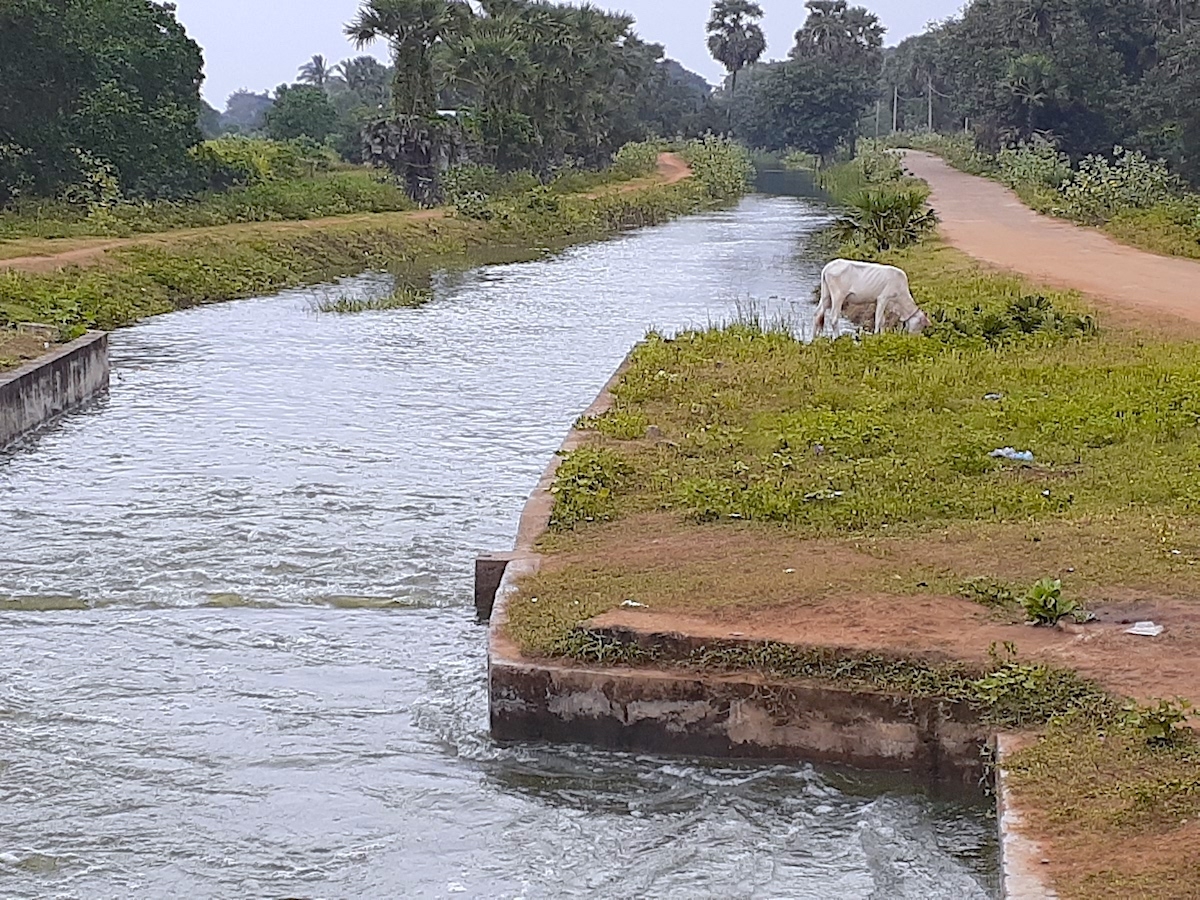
[0,192,999,899]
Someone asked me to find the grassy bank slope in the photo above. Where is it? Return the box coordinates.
[0,139,750,346]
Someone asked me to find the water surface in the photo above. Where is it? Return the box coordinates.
[0,194,998,898]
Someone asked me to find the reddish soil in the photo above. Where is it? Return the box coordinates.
[654,152,691,186]
[0,154,691,276]
[903,150,1200,326]
[535,515,1200,707]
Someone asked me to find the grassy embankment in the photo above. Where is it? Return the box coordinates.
[0,169,414,248]
[509,154,1200,899]
[884,131,1200,261]
[0,138,750,351]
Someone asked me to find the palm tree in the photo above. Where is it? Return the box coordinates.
[706,0,766,123]
[792,1,883,63]
[346,0,470,116]
[298,54,333,89]
[337,56,391,107]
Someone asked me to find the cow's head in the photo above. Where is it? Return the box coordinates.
[904,309,931,334]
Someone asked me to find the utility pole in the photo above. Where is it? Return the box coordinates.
[892,85,898,133]
[927,74,934,132]
[875,99,881,140]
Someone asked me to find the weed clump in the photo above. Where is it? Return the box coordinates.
[548,446,634,531]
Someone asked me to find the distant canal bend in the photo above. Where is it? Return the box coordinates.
[0,189,999,898]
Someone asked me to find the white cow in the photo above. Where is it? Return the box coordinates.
[813,259,930,337]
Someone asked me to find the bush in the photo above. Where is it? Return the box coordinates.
[189,137,331,190]
[832,185,939,252]
[995,138,1071,192]
[549,446,634,530]
[676,135,754,200]
[610,140,662,180]
[1056,146,1182,224]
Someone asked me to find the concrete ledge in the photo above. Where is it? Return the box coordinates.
[486,349,1058,896]
[0,331,109,449]
[997,734,1059,899]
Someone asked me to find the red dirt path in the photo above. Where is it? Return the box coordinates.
[902,150,1200,326]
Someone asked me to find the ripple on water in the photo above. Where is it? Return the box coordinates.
[0,196,998,898]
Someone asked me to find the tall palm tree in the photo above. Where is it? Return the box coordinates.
[298,54,332,89]
[346,0,470,116]
[706,0,766,121]
[792,1,883,62]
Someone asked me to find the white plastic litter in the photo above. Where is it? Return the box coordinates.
[990,447,1035,462]
[621,599,647,608]
[984,393,1004,401]
[1126,621,1164,637]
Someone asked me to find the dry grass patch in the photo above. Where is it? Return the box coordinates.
[0,328,55,373]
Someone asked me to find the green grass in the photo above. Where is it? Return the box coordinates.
[315,282,433,313]
[544,242,1200,537]
[1004,714,1200,899]
[0,170,414,241]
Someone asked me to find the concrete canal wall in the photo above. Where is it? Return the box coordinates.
[479,351,1057,897]
[0,332,109,448]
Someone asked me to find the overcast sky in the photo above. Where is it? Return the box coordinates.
[175,0,966,110]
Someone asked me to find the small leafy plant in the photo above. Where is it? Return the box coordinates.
[832,185,939,252]
[1123,698,1194,746]
[1022,577,1078,625]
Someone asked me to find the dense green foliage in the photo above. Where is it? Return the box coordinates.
[0,170,413,242]
[342,0,716,199]
[734,1,882,159]
[885,0,1200,185]
[265,85,339,143]
[0,0,204,203]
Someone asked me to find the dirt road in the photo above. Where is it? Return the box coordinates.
[0,153,691,276]
[903,150,1200,325]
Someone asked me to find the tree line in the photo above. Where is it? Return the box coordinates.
[887,0,1200,183]
[0,0,719,207]
[715,0,1200,185]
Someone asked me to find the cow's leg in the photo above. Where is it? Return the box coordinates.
[829,289,850,338]
[874,293,891,334]
[813,272,831,335]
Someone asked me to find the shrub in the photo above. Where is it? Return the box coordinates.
[677,135,754,200]
[995,138,1071,192]
[189,137,330,190]
[549,446,634,530]
[1122,698,1194,746]
[832,185,939,252]
[610,140,662,180]
[1056,146,1182,224]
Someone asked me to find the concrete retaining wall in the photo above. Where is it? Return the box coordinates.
[482,350,1057,895]
[0,332,110,448]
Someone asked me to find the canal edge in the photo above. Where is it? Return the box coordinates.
[0,331,110,450]
[482,350,1059,899]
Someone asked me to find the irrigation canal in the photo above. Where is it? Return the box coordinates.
[0,178,1000,898]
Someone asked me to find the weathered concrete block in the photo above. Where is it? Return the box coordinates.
[0,332,110,448]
